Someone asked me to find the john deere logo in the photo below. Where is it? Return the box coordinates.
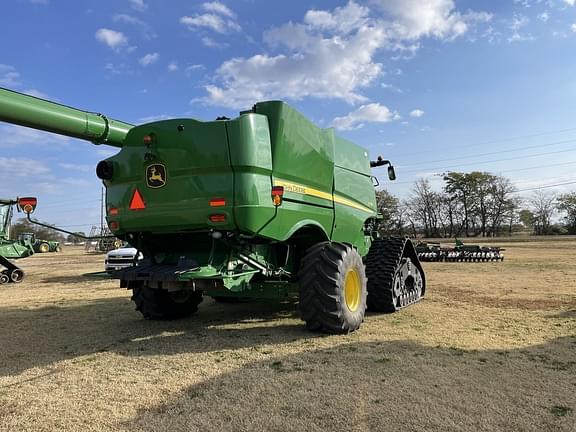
[146,164,166,188]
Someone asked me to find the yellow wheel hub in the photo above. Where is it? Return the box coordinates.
[344,268,362,312]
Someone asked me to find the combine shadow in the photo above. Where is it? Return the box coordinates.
[122,336,576,432]
[40,272,112,284]
[0,295,315,377]
[547,309,576,319]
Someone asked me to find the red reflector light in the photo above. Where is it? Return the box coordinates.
[129,189,146,210]
[272,186,284,196]
[109,207,119,216]
[109,221,119,230]
[143,134,154,144]
[210,198,226,207]
[209,214,226,223]
[18,197,37,214]
[272,186,284,206]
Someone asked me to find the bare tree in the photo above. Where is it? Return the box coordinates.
[529,190,556,235]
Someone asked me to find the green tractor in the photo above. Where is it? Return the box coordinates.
[0,198,36,284]
[0,87,426,333]
[18,232,61,253]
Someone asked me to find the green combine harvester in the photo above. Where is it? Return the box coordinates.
[0,198,36,284]
[0,87,425,334]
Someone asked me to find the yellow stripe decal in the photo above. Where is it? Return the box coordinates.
[274,179,374,214]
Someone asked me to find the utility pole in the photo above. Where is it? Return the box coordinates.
[100,187,104,235]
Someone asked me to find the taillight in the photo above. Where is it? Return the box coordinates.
[272,186,284,206]
[18,197,37,214]
[209,214,226,223]
[210,198,226,207]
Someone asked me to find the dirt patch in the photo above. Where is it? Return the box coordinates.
[0,243,575,431]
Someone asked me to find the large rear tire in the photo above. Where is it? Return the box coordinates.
[131,286,203,320]
[38,243,50,253]
[298,242,367,334]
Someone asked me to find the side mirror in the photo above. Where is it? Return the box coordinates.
[387,165,396,181]
[18,197,37,214]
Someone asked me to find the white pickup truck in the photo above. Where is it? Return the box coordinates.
[105,246,142,273]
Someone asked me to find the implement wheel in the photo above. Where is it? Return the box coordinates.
[10,269,24,283]
[131,286,203,320]
[298,242,367,334]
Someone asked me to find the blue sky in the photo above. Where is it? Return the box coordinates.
[2,0,576,232]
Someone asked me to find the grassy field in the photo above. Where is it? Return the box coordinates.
[0,241,574,431]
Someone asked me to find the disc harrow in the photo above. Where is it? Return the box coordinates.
[415,241,505,262]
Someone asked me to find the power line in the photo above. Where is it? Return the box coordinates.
[514,180,576,193]
[400,148,576,175]
[395,138,576,168]
[388,126,576,158]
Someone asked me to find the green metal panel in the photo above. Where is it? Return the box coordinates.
[0,87,132,147]
[225,113,276,236]
[254,101,335,194]
[106,119,235,233]
[332,165,377,256]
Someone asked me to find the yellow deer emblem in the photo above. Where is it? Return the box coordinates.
[146,164,166,188]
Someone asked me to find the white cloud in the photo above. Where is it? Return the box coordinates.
[0,125,70,148]
[563,0,575,6]
[0,64,21,87]
[180,13,241,34]
[410,109,425,118]
[168,61,179,72]
[139,53,159,66]
[201,37,229,49]
[202,1,235,18]
[139,114,172,123]
[332,103,399,130]
[508,14,533,42]
[58,163,92,173]
[202,1,490,108]
[113,14,157,39]
[0,157,50,176]
[128,0,147,12]
[537,12,550,22]
[113,14,144,26]
[23,89,50,99]
[571,23,576,32]
[371,0,492,41]
[95,28,128,51]
[304,1,370,34]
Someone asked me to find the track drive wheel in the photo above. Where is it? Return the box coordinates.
[365,238,425,313]
[298,242,367,334]
[38,243,50,253]
[131,286,203,320]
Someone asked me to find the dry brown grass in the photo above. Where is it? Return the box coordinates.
[0,242,574,431]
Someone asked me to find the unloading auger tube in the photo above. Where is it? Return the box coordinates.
[0,87,133,147]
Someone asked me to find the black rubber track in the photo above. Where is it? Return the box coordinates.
[298,241,367,334]
[365,237,425,312]
[132,286,203,320]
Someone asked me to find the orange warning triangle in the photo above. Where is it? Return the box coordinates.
[129,189,146,210]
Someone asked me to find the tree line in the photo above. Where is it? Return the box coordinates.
[377,171,576,237]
